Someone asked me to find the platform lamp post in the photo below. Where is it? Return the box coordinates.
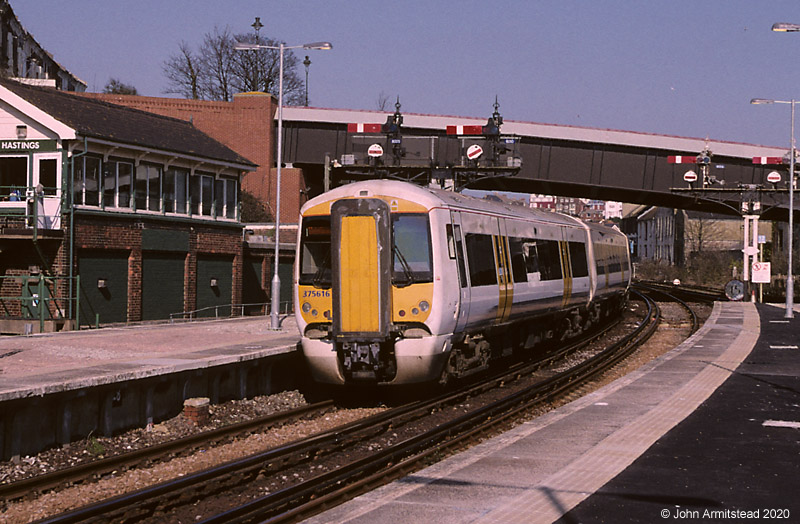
[234,39,333,329]
[751,97,795,319]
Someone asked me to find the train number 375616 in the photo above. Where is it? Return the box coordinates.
[303,290,331,298]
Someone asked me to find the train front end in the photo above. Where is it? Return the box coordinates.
[296,183,450,385]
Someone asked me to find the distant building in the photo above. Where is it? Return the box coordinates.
[0,1,86,91]
[632,206,771,266]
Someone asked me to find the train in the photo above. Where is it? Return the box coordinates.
[294,180,631,386]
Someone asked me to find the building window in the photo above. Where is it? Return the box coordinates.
[164,167,190,214]
[71,153,237,221]
[101,160,133,208]
[73,155,101,206]
[135,164,162,211]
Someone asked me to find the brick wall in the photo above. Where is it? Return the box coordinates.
[74,213,243,322]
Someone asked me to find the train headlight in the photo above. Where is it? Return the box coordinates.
[302,302,312,313]
[419,300,430,312]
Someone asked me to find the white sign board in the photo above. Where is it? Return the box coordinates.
[751,261,771,284]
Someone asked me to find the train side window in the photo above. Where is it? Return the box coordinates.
[595,244,607,275]
[508,238,528,283]
[446,224,456,259]
[465,233,497,287]
[523,241,540,275]
[537,240,563,281]
[569,242,589,278]
[446,224,469,288]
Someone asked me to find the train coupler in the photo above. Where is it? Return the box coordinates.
[338,341,397,382]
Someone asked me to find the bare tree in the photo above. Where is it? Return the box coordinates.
[229,32,305,104]
[376,91,390,111]
[103,78,138,95]
[162,41,204,99]
[200,27,236,101]
[162,27,305,104]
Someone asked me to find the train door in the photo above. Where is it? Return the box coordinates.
[449,211,470,333]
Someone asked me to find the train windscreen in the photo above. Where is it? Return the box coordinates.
[299,216,332,288]
[392,214,433,286]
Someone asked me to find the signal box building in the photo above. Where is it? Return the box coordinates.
[0,78,256,333]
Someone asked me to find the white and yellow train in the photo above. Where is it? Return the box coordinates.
[295,180,631,386]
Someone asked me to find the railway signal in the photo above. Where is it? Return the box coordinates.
[669,148,714,187]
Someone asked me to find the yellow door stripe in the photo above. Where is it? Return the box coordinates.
[340,216,380,333]
[493,235,514,324]
[560,241,572,308]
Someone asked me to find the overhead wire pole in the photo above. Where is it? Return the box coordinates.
[234,29,332,330]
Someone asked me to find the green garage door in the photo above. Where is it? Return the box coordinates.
[242,256,267,315]
[197,255,233,318]
[78,250,129,326]
[142,252,185,321]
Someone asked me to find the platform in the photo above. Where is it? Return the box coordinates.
[305,302,799,523]
[0,315,301,460]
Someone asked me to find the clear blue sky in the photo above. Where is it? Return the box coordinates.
[13,1,800,148]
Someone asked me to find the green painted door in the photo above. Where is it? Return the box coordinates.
[197,255,233,318]
[77,251,129,326]
[142,252,185,321]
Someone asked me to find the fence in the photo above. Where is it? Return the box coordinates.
[168,300,294,323]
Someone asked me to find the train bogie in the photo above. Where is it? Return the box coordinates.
[295,180,631,386]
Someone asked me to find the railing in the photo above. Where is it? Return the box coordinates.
[0,185,63,234]
[168,300,293,323]
[0,275,80,334]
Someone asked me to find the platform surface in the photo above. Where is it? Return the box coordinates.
[0,315,299,401]
[305,302,799,523]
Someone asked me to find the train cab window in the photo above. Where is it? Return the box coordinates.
[392,214,433,286]
[298,216,332,288]
[465,233,497,287]
[568,242,589,278]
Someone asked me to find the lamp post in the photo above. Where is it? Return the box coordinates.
[234,39,332,329]
[303,55,311,106]
[751,98,795,318]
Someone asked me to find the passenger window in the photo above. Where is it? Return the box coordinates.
[569,242,589,278]
[465,233,497,287]
[508,238,528,283]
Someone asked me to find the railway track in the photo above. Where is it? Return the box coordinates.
[25,291,678,524]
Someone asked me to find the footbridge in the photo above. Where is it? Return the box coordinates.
[280,104,794,221]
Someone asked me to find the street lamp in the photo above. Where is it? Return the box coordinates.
[750,98,795,318]
[234,39,332,329]
[303,55,311,106]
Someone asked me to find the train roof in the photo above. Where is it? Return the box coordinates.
[303,180,572,224]
[302,180,626,238]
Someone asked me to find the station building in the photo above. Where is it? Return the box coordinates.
[0,78,256,333]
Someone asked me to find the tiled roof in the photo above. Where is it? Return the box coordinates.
[1,78,256,168]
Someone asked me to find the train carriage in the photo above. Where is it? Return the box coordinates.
[295,180,630,386]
